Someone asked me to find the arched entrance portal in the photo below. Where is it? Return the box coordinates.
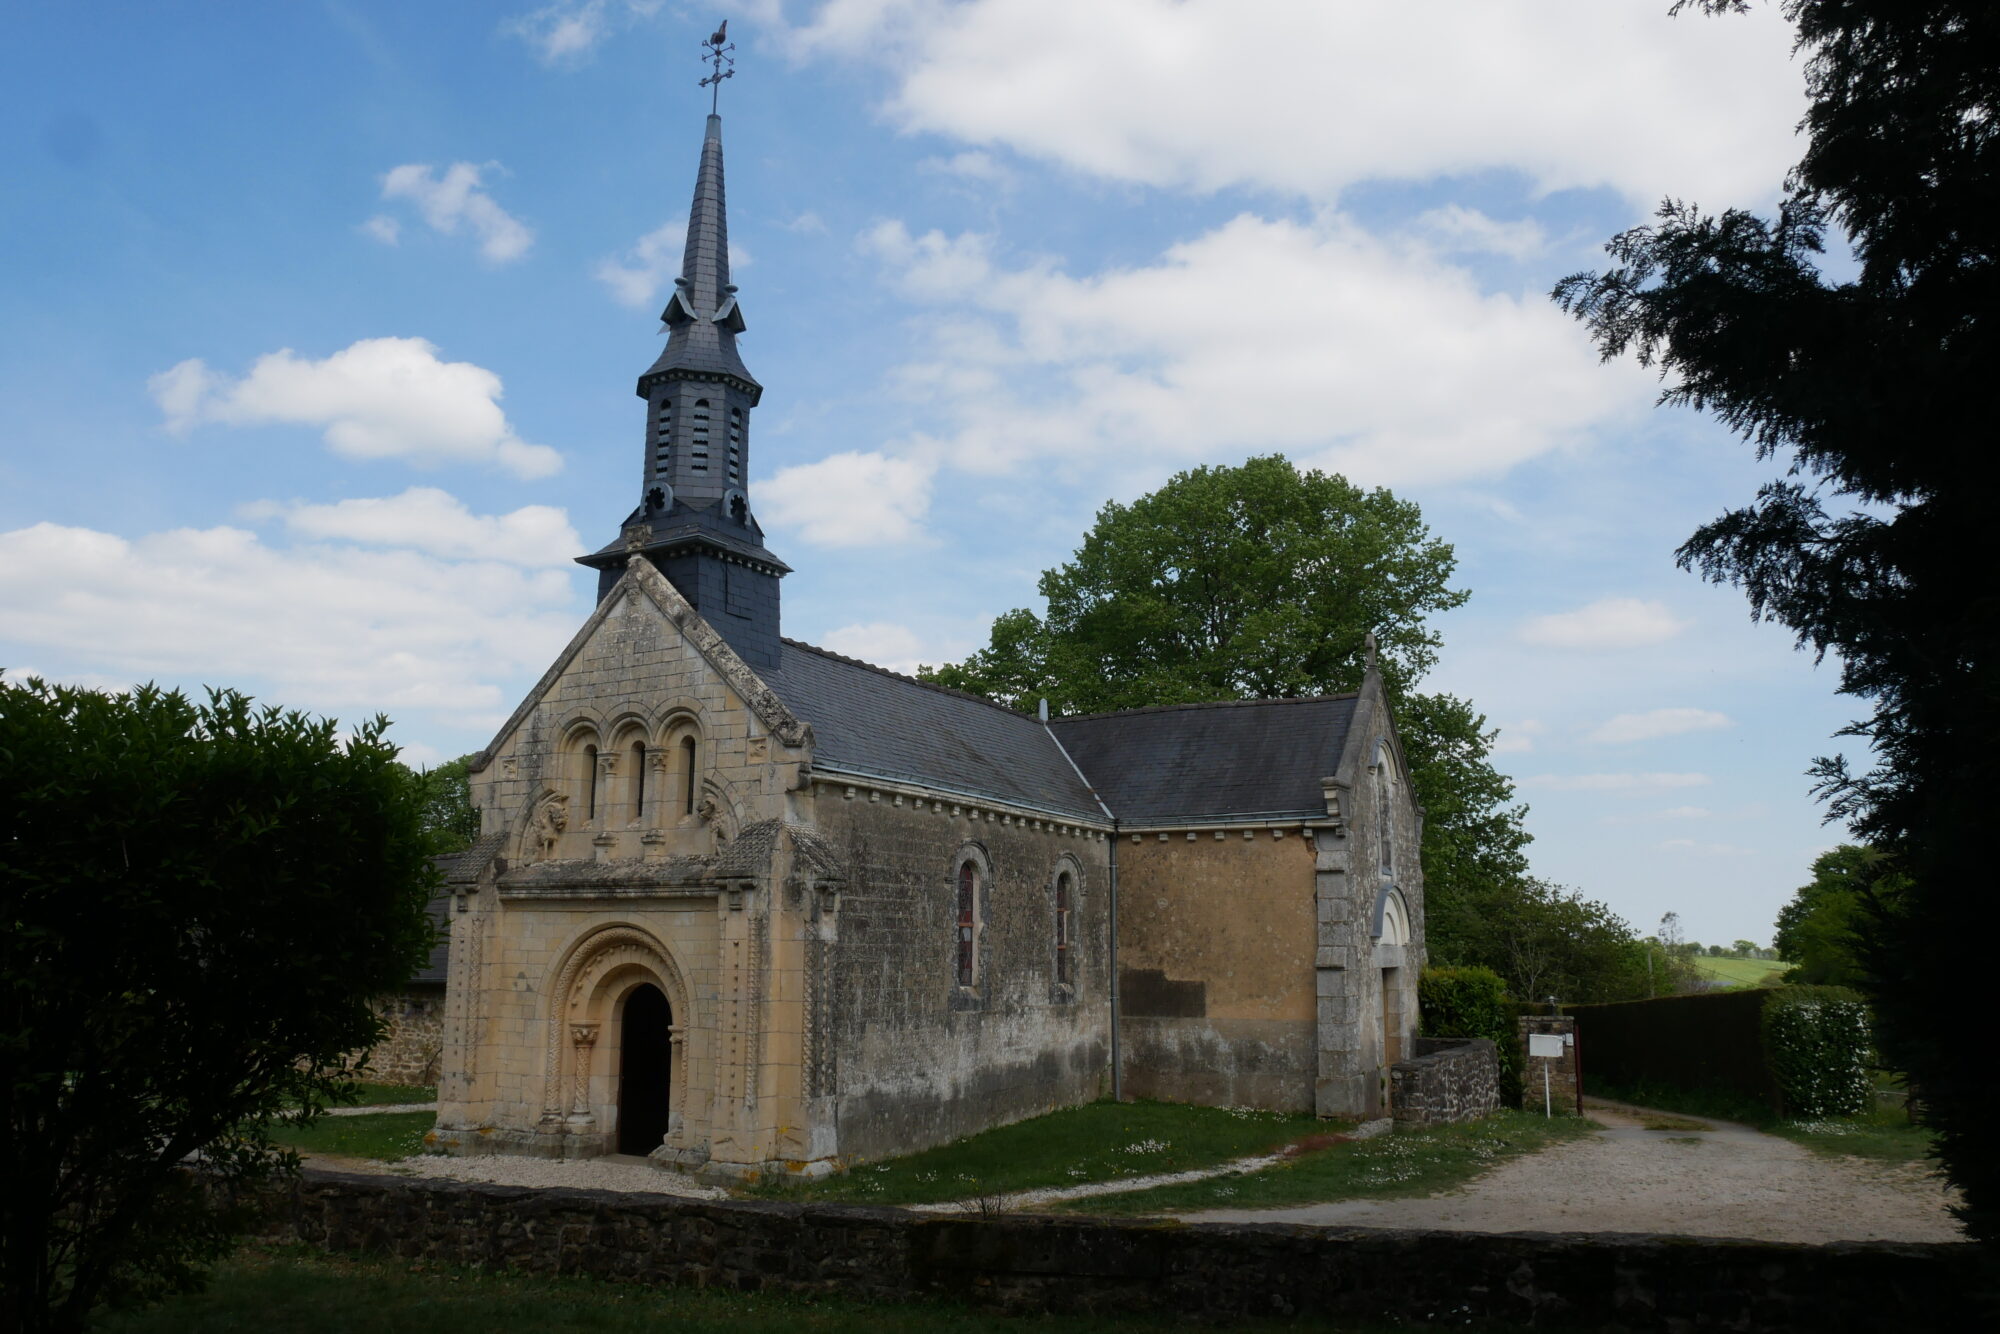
[617,984,673,1155]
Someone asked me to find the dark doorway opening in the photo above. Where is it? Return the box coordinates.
[617,984,673,1156]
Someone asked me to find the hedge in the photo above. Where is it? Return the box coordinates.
[1418,967,1523,1103]
[1569,986,1872,1117]
[1762,985,1872,1117]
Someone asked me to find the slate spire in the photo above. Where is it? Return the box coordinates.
[578,93,789,673]
[639,114,760,398]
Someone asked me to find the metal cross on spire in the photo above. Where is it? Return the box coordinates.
[700,19,735,114]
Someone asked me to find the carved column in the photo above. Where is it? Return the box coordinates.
[668,1024,687,1135]
[568,1022,600,1125]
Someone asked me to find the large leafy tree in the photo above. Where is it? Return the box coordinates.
[1772,844,1893,988]
[0,678,438,1331]
[413,752,482,855]
[1555,1,1999,1240]
[922,455,1533,962]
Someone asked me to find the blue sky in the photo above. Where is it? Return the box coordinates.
[1,1,1850,948]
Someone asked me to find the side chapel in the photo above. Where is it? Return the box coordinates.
[432,100,1427,1181]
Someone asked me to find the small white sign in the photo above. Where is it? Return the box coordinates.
[1528,1033,1566,1059]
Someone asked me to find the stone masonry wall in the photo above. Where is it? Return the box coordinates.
[813,786,1112,1161]
[357,991,443,1086]
[265,1169,1987,1332]
[1388,1037,1497,1126]
[1116,830,1318,1112]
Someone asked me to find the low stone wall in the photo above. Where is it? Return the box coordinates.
[1389,1037,1498,1125]
[349,990,443,1087]
[265,1169,1986,1331]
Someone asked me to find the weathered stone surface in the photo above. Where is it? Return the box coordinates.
[1389,1037,1498,1126]
[263,1169,1990,1331]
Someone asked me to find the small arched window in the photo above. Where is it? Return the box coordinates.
[1054,871,1073,986]
[631,741,647,819]
[956,861,980,987]
[680,736,698,816]
[584,743,600,823]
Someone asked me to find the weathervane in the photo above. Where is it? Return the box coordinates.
[700,20,735,113]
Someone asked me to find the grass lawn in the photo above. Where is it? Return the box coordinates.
[96,1246,1511,1334]
[746,1099,1330,1206]
[1766,1105,1938,1166]
[1688,956,1786,988]
[265,1111,436,1162]
[1058,1111,1594,1216]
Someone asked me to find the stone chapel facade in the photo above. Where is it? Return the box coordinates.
[431,109,1426,1181]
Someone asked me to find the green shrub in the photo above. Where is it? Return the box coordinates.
[1420,966,1508,1038]
[1762,985,1872,1118]
[1419,967,1521,1103]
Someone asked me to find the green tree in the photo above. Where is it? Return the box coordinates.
[414,753,482,855]
[0,678,438,1332]
[1555,1,1999,1239]
[1450,879,1654,1006]
[1772,845,1892,988]
[920,456,1532,954]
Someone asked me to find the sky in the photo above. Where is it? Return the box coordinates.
[0,1,1855,949]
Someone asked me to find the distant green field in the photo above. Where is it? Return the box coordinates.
[1690,956,1786,987]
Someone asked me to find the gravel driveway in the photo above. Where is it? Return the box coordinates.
[1183,1101,1962,1244]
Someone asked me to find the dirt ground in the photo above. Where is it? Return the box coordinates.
[1184,1099,1963,1244]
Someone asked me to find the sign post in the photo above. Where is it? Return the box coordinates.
[1528,1032,1566,1118]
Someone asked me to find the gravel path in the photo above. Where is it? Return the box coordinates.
[1183,1101,1962,1244]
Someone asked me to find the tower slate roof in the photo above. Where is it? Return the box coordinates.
[1050,695,1359,824]
[638,114,760,398]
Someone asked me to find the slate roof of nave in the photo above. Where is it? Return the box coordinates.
[761,639,1107,821]
[1050,694,1360,825]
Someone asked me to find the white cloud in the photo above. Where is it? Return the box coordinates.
[1518,597,1689,650]
[361,214,401,245]
[848,211,1640,508]
[1491,719,1545,756]
[502,0,663,67]
[380,163,534,263]
[925,149,1019,191]
[1416,205,1547,260]
[596,220,751,309]
[150,337,562,479]
[0,521,580,729]
[785,210,829,235]
[1524,772,1711,793]
[244,488,581,567]
[818,621,934,676]
[785,0,1803,208]
[760,451,935,547]
[1589,707,1733,745]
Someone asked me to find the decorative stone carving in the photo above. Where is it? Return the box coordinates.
[568,1022,599,1123]
[531,791,569,861]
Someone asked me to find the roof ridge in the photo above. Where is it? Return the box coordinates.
[1051,692,1359,724]
[779,638,1041,720]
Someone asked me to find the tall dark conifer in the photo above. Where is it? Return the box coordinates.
[1556,0,2000,1242]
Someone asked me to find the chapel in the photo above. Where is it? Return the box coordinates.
[431,97,1426,1181]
